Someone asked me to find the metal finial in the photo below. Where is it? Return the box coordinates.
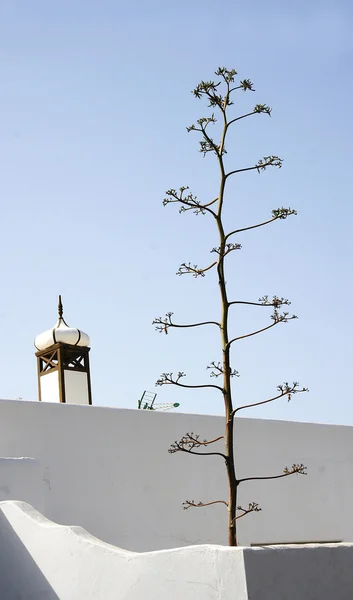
[58,295,63,319]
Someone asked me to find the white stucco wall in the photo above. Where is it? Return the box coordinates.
[0,399,352,551]
[1,501,352,600]
[0,458,48,514]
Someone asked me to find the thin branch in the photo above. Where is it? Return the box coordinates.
[225,216,277,240]
[225,208,297,242]
[177,260,217,277]
[233,383,308,415]
[229,81,255,94]
[177,448,227,459]
[226,155,283,180]
[191,435,225,445]
[238,464,307,484]
[232,503,262,524]
[195,123,221,157]
[153,312,220,334]
[203,196,219,208]
[183,500,228,510]
[234,392,287,414]
[163,187,217,218]
[155,372,224,393]
[227,315,297,348]
[229,295,290,309]
[201,126,219,153]
[227,111,258,127]
[169,432,227,460]
[211,242,242,256]
[207,361,239,378]
[227,104,271,129]
[226,165,258,178]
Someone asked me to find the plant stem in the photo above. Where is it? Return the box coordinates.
[216,86,238,546]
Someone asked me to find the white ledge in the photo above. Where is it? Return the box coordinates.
[1,501,353,599]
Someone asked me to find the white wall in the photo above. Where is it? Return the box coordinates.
[1,501,352,600]
[0,458,48,514]
[40,371,59,403]
[0,399,352,551]
[64,370,89,405]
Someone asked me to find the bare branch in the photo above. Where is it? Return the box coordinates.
[163,186,217,218]
[227,312,298,348]
[225,208,297,242]
[187,117,222,157]
[183,499,228,510]
[277,381,309,401]
[189,435,225,446]
[153,312,220,334]
[225,216,277,240]
[229,79,255,93]
[232,503,262,524]
[229,295,291,309]
[176,261,217,278]
[203,196,219,208]
[155,372,224,393]
[211,242,242,256]
[207,361,239,378]
[227,104,272,128]
[238,464,307,484]
[169,432,227,460]
[226,155,283,180]
[233,382,309,414]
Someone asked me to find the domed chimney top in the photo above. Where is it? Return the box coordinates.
[34,295,90,352]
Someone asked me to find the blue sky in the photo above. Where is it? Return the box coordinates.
[0,1,352,424]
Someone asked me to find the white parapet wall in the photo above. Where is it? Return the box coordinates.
[0,457,49,513]
[0,399,352,551]
[0,501,352,600]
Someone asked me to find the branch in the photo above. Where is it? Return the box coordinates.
[229,79,255,93]
[190,435,225,445]
[203,196,219,208]
[183,499,228,510]
[225,216,277,240]
[225,208,297,242]
[226,155,283,179]
[155,372,224,393]
[153,312,220,334]
[200,127,221,158]
[176,261,217,277]
[187,116,222,157]
[227,312,298,348]
[227,104,272,128]
[233,382,309,415]
[163,186,217,218]
[229,295,291,309]
[238,464,307,484]
[169,432,227,458]
[211,242,242,256]
[207,361,239,378]
[232,503,261,524]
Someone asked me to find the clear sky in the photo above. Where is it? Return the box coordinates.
[0,0,352,424]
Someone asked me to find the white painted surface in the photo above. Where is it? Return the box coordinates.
[0,399,352,551]
[35,317,90,351]
[40,371,60,403]
[0,458,48,514]
[64,370,89,405]
[1,501,352,600]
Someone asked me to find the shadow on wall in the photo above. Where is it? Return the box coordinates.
[0,512,59,600]
[243,544,353,600]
